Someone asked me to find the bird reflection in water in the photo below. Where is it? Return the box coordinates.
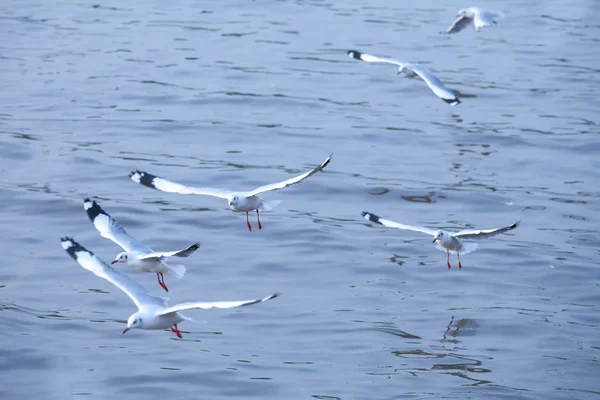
[441,315,481,343]
[389,316,491,385]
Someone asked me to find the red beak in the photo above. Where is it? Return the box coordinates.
[122,327,129,334]
[111,260,118,264]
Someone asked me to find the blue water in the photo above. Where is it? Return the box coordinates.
[1,0,599,399]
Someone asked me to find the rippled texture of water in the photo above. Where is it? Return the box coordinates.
[1,0,599,399]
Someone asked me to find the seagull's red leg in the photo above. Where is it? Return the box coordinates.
[457,252,462,269]
[447,251,451,269]
[246,211,252,231]
[170,324,183,338]
[157,272,168,292]
[256,209,262,230]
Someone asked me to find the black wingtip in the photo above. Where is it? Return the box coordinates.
[131,170,159,189]
[510,221,521,230]
[321,154,333,169]
[347,50,362,60]
[61,237,91,260]
[443,97,461,106]
[362,211,380,223]
[84,197,107,222]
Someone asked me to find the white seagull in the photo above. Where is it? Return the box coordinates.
[362,211,519,269]
[84,198,200,292]
[61,237,278,338]
[446,7,504,34]
[347,50,460,106]
[129,154,333,231]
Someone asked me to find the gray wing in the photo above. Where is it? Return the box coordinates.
[446,14,472,34]
[454,221,520,240]
[84,198,151,253]
[409,65,460,106]
[129,171,232,199]
[157,293,278,316]
[362,211,437,236]
[138,242,201,261]
[246,154,332,196]
[61,237,166,309]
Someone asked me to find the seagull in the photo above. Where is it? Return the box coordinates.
[362,211,519,269]
[84,198,200,292]
[61,237,278,338]
[446,7,504,34]
[129,154,333,231]
[347,50,460,106]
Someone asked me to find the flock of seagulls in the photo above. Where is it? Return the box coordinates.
[347,7,503,105]
[63,156,333,337]
[60,7,517,339]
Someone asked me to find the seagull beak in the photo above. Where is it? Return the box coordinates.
[432,238,437,243]
[111,259,118,264]
[122,327,129,334]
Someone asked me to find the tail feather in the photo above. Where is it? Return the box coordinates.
[260,199,282,212]
[165,264,186,279]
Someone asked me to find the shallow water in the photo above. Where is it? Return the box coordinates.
[1,0,599,399]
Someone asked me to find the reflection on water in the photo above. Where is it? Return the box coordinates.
[441,316,481,344]
[0,301,66,320]
[388,316,490,386]
[391,348,492,386]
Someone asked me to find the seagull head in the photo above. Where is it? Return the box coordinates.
[433,230,444,243]
[396,66,406,75]
[112,252,129,265]
[123,313,143,334]
[228,195,243,209]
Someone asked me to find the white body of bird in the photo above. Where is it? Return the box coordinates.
[446,7,504,34]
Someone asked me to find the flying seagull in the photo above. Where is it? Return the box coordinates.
[362,211,519,269]
[446,7,504,34]
[347,50,460,106]
[61,237,278,338]
[84,198,200,292]
[129,154,333,231]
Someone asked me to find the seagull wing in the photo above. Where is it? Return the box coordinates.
[454,221,520,240]
[129,170,232,199]
[61,237,167,309]
[409,65,460,106]
[446,14,472,34]
[157,293,279,316]
[138,242,201,261]
[84,198,151,253]
[362,211,437,236]
[245,154,332,196]
[348,50,405,69]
